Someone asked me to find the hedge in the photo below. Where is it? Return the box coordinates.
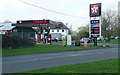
[2,35,35,49]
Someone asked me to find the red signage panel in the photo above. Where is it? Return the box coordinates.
[90,3,101,17]
[17,20,50,25]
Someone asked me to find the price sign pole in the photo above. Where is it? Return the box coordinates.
[93,34,98,46]
[89,3,102,46]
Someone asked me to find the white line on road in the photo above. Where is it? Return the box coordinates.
[69,51,118,57]
[69,53,97,57]
[3,59,39,64]
[40,57,54,59]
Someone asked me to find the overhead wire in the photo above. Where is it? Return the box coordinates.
[18,0,88,19]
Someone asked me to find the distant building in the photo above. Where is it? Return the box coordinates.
[39,22,69,41]
[0,23,15,35]
[49,22,69,39]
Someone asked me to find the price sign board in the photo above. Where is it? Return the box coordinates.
[89,17,101,38]
[89,3,101,38]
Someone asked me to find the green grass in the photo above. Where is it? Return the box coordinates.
[21,58,118,73]
[98,39,120,44]
[2,44,109,56]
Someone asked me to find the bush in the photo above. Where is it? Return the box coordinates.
[2,35,35,49]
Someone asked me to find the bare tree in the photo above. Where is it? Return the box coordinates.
[118,2,120,36]
[68,25,78,40]
[3,20,12,23]
[77,24,89,39]
[102,9,118,41]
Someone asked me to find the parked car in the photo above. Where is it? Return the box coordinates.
[58,38,62,41]
[100,37,104,40]
[80,38,91,43]
[97,37,101,41]
[52,38,62,41]
[75,41,80,46]
[52,38,55,41]
[110,36,115,39]
[72,40,75,45]
[115,36,120,39]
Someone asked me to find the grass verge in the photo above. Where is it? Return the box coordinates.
[2,44,109,56]
[19,58,118,73]
[97,39,120,44]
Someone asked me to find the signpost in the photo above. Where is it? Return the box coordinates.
[90,3,102,46]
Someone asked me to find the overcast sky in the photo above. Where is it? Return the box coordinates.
[0,0,119,30]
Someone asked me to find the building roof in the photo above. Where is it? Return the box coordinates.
[50,22,68,29]
[0,23,15,30]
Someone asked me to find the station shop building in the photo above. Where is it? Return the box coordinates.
[0,20,69,43]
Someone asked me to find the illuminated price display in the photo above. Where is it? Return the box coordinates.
[91,27,100,34]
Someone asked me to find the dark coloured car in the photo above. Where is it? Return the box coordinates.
[52,38,55,41]
[110,36,115,39]
[58,38,62,41]
[75,41,80,46]
[115,36,120,39]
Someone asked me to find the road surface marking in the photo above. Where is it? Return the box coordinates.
[3,59,38,64]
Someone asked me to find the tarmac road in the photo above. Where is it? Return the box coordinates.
[2,46,118,73]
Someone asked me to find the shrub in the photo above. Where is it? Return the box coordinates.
[2,35,35,49]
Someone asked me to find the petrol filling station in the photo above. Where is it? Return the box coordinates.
[12,19,62,44]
